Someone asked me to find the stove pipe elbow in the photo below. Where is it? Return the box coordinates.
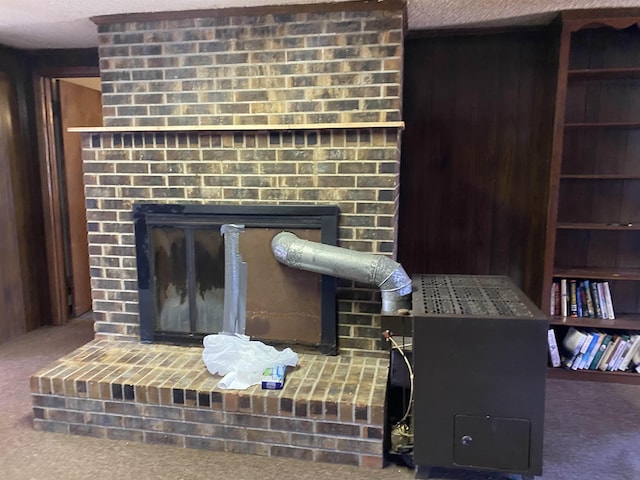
[271,231,412,314]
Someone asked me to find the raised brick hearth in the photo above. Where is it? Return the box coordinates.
[31,340,388,467]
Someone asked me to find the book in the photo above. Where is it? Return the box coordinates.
[607,335,630,371]
[573,330,597,370]
[562,327,589,356]
[630,345,640,373]
[560,279,568,317]
[575,281,582,317]
[547,328,561,367]
[551,281,562,317]
[576,283,584,318]
[581,332,605,369]
[569,280,578,317]
[596,283,608,319]
[589,281,603,319]
[588,334,612,370]
[602,282,615,320]
[598,336,622,371]
[617,334,640,372]
[595,335,617,370]
[583,280,595,318]
[561,327,590,368]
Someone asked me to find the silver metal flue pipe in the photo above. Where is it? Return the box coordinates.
[271,231,412,314]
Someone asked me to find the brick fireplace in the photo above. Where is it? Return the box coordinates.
[31,1,406,468]
[83,1,406,355]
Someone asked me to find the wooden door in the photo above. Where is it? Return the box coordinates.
[58,80,102,316]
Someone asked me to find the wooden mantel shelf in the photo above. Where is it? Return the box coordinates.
[69,121,405,133]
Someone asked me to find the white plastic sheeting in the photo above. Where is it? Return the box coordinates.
[202,334,298,390]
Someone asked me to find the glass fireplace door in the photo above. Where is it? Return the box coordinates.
[152,227,225,336]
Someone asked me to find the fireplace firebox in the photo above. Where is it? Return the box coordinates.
[133,204,339,353]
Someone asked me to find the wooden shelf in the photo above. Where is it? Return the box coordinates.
[568,67,640,80]
[560,174,640,179]
[553,267,640,280]
[564,122,640,129]
[548,366,640,384]
[550,313,640,330]
[67,121,405,134]
[557,222,640,230]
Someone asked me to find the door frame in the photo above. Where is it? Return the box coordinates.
[33,65,99,326]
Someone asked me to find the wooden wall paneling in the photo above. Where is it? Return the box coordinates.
[400,28,559,305]
[28,48,99,77]
[0,72,28,343]
[489,34,534,289]
[12,58,49,333]
[0,47,49,342]
[463,35,503,276]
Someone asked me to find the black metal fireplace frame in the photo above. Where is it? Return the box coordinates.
[133,203,339,354]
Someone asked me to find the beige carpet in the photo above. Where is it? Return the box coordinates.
[1,316,639,480]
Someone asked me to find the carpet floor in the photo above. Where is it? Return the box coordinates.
[1,316,639,480]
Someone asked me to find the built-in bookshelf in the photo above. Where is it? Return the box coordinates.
[545,11,640,384]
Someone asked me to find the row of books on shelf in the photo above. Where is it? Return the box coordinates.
[548,327,640,373]
[550,278,615,319]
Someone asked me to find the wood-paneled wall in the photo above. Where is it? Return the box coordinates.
[0,72,28,342]
[398,27,560,306]
[0,47,48,344]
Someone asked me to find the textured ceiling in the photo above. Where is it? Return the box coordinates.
[1,0,640,50]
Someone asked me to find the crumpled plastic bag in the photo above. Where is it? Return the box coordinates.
[202,334,298,390]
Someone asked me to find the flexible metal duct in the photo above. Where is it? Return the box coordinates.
[271,231,412,314]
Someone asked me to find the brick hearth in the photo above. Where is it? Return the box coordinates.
[30,340,388,467]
